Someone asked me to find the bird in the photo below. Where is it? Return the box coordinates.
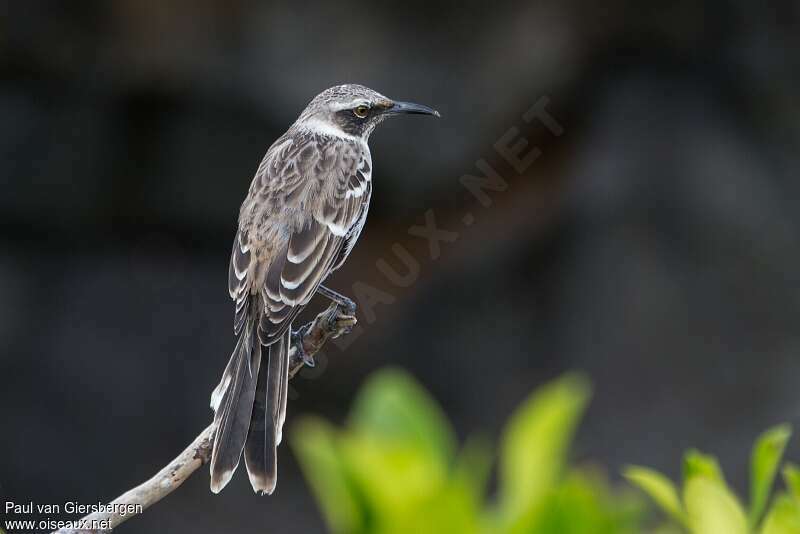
[208,84,439,495]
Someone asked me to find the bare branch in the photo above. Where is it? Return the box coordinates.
[53,303,355,534]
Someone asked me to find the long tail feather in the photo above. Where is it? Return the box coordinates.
[209,307,262,493]
[244,328,291,495]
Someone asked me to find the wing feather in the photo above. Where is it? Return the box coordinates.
[229,230,252,335]
[229,133,371,342]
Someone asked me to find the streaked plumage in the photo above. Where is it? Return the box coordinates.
[209,84,439,495]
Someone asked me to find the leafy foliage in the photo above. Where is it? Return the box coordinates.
[291,369,643,534]
[292,368,800,534]
[625,424,800,534]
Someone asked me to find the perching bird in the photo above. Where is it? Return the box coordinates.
[209,84,439,494]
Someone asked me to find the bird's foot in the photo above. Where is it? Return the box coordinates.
[340,297,357,316]
[328,306,357,338]
[292,324,315,367]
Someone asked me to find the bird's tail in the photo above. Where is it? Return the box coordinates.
[209,302,261,493]
[208,300,290,495]
[244,328,290,495]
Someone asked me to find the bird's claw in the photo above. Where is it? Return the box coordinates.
[340,297,357,316]
[293,325,315,367]
[328,307,357,337]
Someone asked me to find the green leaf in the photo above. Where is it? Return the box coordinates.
[684,475,748,534]
[339,429,479,534]
[750,425,792,528]
[348,368,456,469]
[518,468,645,534]
[760,494,800,534]
[380,488,481,534]
[624,465,686,525]
[684,449,726,484]
[377,439,492,534]
[498,373,591,520]
[784,464,800,502]
[452,434,493,504]
[652,526,688,534]
[290,417,364,534]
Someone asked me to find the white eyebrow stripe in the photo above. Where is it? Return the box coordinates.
[329,99,369,112]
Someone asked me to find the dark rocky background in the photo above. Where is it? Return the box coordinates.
[2,0,799,532]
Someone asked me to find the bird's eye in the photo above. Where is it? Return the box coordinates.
[353,105,369,118]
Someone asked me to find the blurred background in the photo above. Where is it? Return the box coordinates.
[2,0,799,532]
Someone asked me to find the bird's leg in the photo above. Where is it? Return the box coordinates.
[317,285,357,314]
[291,323,315,367]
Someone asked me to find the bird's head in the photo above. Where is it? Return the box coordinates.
[295,84,439,140]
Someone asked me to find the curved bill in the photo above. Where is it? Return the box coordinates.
[388,101,441,118]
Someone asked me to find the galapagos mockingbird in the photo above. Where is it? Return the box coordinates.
[209,84,439,494]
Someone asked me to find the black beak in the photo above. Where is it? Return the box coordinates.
[387,101,441,118]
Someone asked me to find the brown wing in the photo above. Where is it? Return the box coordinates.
[228,132,371,344]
